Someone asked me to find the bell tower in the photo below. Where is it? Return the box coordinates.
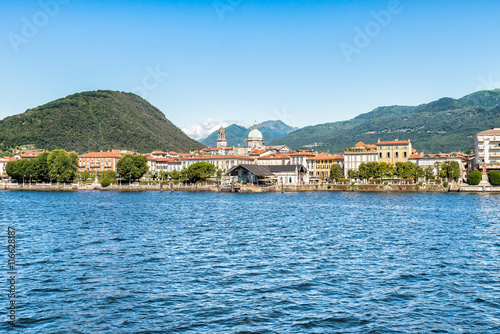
[216,126,227,148]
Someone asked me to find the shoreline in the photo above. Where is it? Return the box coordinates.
[1,183,498,193]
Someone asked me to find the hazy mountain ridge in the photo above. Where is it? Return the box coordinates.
[200,120,298,147]
[269,90,500,153]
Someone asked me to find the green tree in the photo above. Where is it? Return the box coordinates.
[47,150,78,183]
[329,163,342,180]
[216,169,223,180]
[99,170,117,187]
[467,171,482,185]
[117,155,149,181]
[33,152,50,182]
[488,170,500,185]
[440,161,461,181]
[171,170,180,180]
[425,166,435,180]
[347,169,358,179]
[184,162,216,183]
[416,166,425,179]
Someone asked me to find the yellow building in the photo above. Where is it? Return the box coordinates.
[307,154,344,180]
[376,139,412,164]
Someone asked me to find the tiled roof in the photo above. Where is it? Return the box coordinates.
[79,152,123,158]
[377,140,410,145]
[476,128,500,136]
[354,141,366,147]
[182,155,254,160]
[307,154,344,161]
[257,154,290,160]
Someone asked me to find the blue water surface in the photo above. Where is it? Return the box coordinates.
[1,191,499,333]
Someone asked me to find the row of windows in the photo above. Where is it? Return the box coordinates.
[382,145,408,150]
[380,152,408,159]
[83,157,115,162]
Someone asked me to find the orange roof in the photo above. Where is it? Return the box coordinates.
[257,154,290,160]
[307,154,344,161]
[366,144,377,149]
[155,158,182,163]
[183,155,254,160]
[79,152,123,158]
[289,151,315,156]
[377,140,410,146]
[354,141,366,147]
[409,154,422,159]
[249,149,267,155]
[178,153,190,157]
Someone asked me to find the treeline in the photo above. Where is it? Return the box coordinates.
[343,161,461,181]
[6,150,79,183]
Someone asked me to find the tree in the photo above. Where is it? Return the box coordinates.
[184,162,216,183]
[47,150,79,183]
[488,170,500,185]
[171,170,180,180]
[416,166,425,179]
[347,169,358,179]
[425,166,435,180]
[117,155,149,181]
[440,161,461,181]
[99,170,117,187]
[216,169,223,180]
[329,163,342,180]
[467,171,482,185]
[79,170,93,182]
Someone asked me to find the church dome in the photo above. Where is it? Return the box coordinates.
[248,123,263,140]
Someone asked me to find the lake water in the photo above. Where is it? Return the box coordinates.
[1,191,499,333]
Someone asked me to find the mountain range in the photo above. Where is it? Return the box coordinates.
[201,120,298,148]
[0,90,204,153]
[269,90,500,153]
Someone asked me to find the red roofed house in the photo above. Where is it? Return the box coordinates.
[79,152,123,172]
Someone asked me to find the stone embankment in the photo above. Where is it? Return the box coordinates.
[1,182,482,193]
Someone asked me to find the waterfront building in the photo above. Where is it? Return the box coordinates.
[268,165,309,185]
[0,157,15,179]
[19,150,49,160]
[377,139,412,164]
[256,154,291,166]
[306,153,344,181]
[78,152,123,172]
[343,142,379,177]
[409,152,467,181]
[181,155,255,172]
[224,164,308,185]
[474,128,500,172]
[289,150,315,168]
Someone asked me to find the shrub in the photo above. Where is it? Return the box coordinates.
[443,181,449,188]
[430,179,442,184]
[99,177,112,187]
[419,181,424,187]
[383,181,389,185]
[467,171,482,185]
[489,170,500,185]
[337,178,350,183]
[327,184,332,189]
[369,178,382,184]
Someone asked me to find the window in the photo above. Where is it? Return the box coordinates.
[387,146,390,150]
[395,146,399,149]
[387,152,391,158]
[396,152,399,158]
[379,152,382,158]
[404,152,407,158]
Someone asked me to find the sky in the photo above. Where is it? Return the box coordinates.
[1,0,499,140]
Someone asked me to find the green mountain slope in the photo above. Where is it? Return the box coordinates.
[270,90,500,153]
[201,120,297,147]
[0,90,204,153]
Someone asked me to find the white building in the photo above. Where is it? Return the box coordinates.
[247,123,265,150]
[343,142,379,177]
[474,128,500,172]
[409,153,466,181]
[181,155,255,171]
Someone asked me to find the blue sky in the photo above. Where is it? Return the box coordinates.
[1,0,499,139]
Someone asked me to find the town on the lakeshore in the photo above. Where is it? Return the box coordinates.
[0,124,499,189]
